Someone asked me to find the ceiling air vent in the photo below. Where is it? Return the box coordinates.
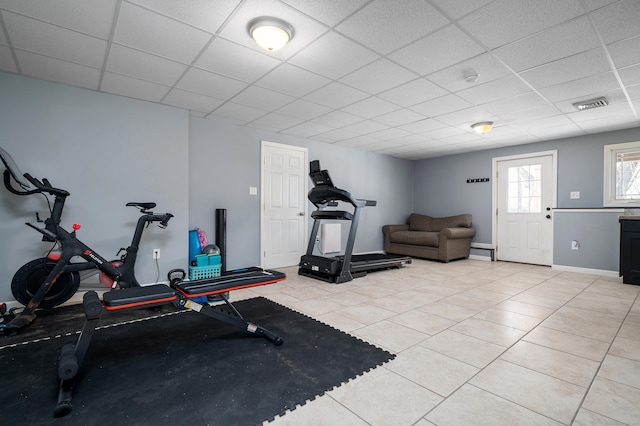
[572,97,608,111]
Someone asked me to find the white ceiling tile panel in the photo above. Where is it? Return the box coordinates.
[101,71,170,102]
[311,110,363,128]
[539,72,620,103]
[0,45,18,73]
[456,75,531,105]
[569,102,635,123]
[280,0,369,27]
[336,135,382,148]
[163,88,224,114]
[340,96,400,118]
[230,85,295,111]
[106,44,187,86]
[15,50,101,89]
[528,123,585,139]
[554,88,627,114]
[378,78,448,107]
[208,102,267,123]
[341,119,388,135]
[0,21,6,45]
[281,121,333,138]
[582,0,619,11]
[335,0,448,55]
[256,63,331,97]
[426,53,511,93]
[0,0,117,39]
[519,48,612,89]
[339,58,418,94]
[314,128,359,143]
[250,112,304,130]
[437,106,494,127]
[289,31,378,80]
[429,0,495,20]
[608,36,640,69]
[498,105,563,123]
[276,99,332,120]
[483,92,550,116]
[4,12,106,68]
[390,25,485,76]
[458,0,584,49]
[113,2,211,64]
[176,67,248,100]
[127,0,241,34]
[217,0,328,60]
[591,0,640,44]
[373,109,427,127]
[398,119,446,134]
[410,94,473,117]
[493,17,600,72]
[619,64,640,87]
[305,82,369,109]
[195,38,280,83]
[368,127,413,141]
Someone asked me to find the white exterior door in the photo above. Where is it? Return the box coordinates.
[261,142,307,269]
[495,151,556,265]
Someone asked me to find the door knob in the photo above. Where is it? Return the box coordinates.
[546,215,551,219]
[298,212,305,216]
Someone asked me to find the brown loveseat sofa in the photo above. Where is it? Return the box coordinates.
[382,213,475,262]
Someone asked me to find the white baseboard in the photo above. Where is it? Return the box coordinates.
[551,264,620,278]
[469,254,492,262]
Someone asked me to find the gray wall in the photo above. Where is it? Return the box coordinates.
[0,73,189,303]
[413,127,640,271]
[189,117,414,269]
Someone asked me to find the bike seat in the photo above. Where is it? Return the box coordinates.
[126,202,156,210]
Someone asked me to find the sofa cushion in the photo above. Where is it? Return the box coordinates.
[390,230,439,247]
[408,213,472,232]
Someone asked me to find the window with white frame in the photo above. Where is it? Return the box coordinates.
[604,141,640,207]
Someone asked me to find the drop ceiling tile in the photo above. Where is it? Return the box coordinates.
[429,0,495,20]
[398,118,446,134]
[608,36,640,69]
[305,82,369,109]
[340,96,400,118]
[373,109,427,127]
[311,110,363,128]
[276,99,332,120]
[539,72,620,103]
[554,88,626,114]
[128,0,240,33]
[368,127,413,141]
[628,84,640,100]
[336,134,382,147]
[0,24,6,45]
[390,24,485,76]
[0,45,18,73]
[424,126,467,139]
[106,44,187,86]
[163,88,224,114]
[177,67,248,100]
[256,63,330,97]
[15,49,101,89]
[519,48,612,89]
[288,31,378,80]
[426,53,512,93]
[437,106,494,126]
[359,140,404,152]
[341,119,388,135]
[456,74,531,105]
[0,0,117,39]
[335,0,448,55]
[378,78,448,107]
[483,92,550,116]
[458,0,583,49]
[231,85,295,111]
[619,64,640,87]
[217,0,328,60]
[582,0,619,11]
[410,94,473,117]
[195,38,280,82]
[250,112,304,131]
[528,123,585,139]
[498,105,562,123]
[280,0,369,26]
[388,134,430,145]
[591,0,640,44]
[339,58,417,94]
[493,17,600,72]
[314,128,359,143]
[101,71,170,102]
[568,102,633,123]
[4,11,106,68]
[113,2,211,64]
[281,121,333,138]
[208,102,267,123]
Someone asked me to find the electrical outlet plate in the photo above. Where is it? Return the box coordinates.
[153,248,160,259]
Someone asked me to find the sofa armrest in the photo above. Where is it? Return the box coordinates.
[382,224,409,253]
[440,227,476,240]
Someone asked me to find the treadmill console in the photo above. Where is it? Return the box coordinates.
[309,160,334,187]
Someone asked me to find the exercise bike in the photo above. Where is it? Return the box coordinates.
[0,146,174,332]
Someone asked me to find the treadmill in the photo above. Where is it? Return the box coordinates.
[298,160,411,283]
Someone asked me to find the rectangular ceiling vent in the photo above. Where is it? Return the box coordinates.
[572,97,608,111]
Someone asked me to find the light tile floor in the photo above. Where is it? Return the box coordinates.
[233,259,640,425]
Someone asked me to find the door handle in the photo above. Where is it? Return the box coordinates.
[298,212,305,216]
[546,215,551,219]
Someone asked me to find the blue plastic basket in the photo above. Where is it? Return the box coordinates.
[189,264,221,280]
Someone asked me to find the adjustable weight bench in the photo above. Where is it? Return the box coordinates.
[54,269,285,418]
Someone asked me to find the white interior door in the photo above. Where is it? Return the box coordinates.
[261,142,307,269]
[495,152,556,265]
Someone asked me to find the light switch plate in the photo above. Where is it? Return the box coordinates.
[570,191,580,199]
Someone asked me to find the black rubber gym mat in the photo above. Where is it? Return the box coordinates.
[0,297,394,425]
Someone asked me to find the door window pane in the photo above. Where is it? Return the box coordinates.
[507,164,542,213]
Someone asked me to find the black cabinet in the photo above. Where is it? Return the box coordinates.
[620,218,640,285]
